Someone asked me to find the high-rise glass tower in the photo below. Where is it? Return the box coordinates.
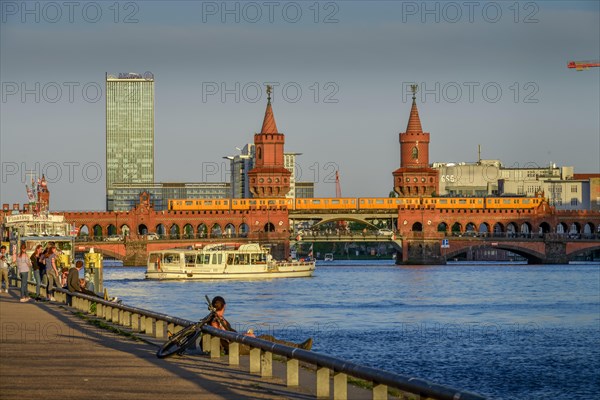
[106,72,155,209]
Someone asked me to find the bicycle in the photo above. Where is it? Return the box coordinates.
[156,295,227,359]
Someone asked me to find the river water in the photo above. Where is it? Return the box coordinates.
[102,261,600,399]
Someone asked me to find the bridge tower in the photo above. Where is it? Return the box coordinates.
[393,85,438,197]
[37,175,50,213]
[248,86,292,198]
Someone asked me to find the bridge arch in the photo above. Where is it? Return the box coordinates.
[451,222,462,234]
[225,223,236,237]
[538,222,552,236]
[567,244,600,261]
[211,223,222,238]
[556,222,568,234]
[169,224,180,239]
[507,222,518,237]
[183,223,194,239]
[138,224,148,235]
[78,225,89,237]
[583,222,596,238]
[197,223,208,238]
[437,222,448,233]
[478,223,490,234]
[93,224,102,237]
[569,222,581,236]
[239,223,249,237]
[312,217,379,229]
[493,222,504,236]
[156,224,166,237]
[121,224,130,237]
[107,224,116,236]
[446,243,545,264]
[412,222,422,232]
[264,222,275,232]
[520,222,532,237]
[465,222,476,233]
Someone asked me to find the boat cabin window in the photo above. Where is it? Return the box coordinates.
[212,254,219,264]
[196,254,210,264]
[163,253,180,264]
[185,254,196,265]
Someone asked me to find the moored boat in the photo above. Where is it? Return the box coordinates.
[145,243,315,280]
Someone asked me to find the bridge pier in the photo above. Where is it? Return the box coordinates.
[543,239,569,264]
[397,237,445,265]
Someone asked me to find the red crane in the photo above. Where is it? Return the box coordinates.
[567,60,600,71]
[335,170,342,198]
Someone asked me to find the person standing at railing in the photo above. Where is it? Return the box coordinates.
[30,245,43,301]
[0,245,9,293]
[45,246,59,301]
[16,244,32,302]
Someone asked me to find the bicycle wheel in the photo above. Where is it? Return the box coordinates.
[156,324,201,359]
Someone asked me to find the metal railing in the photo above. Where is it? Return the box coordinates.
[18,277,486,400]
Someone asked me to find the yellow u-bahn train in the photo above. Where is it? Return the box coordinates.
[168,196,544,212]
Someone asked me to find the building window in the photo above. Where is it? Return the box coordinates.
[571,185,578,193]
[412,146,418,159]
[571,198,578,206]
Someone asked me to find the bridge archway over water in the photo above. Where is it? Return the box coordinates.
[445,244,545,264]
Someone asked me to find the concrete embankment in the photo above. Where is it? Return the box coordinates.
[0,291,377,399]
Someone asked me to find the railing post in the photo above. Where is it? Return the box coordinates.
[121,310,131,327]
[316,366,330,398]
[112,308,120,324]
[96,303,104,318]
[145,317,155,336]
[229,342,239,365]
[210,336,221,358]
[131,313,141,332]
[334,372,347,400]
[287,358,299,387]
[261,351,272,378]
[249,348,261,374]
[372,383,387,400]
[105,306,113,321]
[155,320,167,339]
[202,333,211,352]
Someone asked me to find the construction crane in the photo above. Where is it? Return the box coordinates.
[567,60,600,71]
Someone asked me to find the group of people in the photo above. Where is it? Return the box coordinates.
[0,242,97,303]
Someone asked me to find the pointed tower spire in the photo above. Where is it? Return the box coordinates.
[406,84,423,134]
[260,85,279,134]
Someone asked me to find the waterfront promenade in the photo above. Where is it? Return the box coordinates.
[0,292,376,400]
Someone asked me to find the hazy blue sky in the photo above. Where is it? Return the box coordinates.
[1,0,599,210]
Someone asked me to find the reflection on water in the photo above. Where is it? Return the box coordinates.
[103,261,600,399]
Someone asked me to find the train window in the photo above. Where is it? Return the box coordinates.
[523,199,530,204]
[351,199,356,204]
[477,199,482,204]
[332,199,340,204]
[439,199,447,204]
[205,201,213,206]
[503,199,511,204]
[343,199,347,204]
[185,201,193,206]
[312,199,321,204]
[376,199,384,204]
[268,200,275,205]
[360,199,365,204]
[249,200,257,206]
[459,199,466,204]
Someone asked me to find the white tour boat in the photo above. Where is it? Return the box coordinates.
[145,243,315,280]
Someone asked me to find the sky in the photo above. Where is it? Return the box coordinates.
[1,0,599,211]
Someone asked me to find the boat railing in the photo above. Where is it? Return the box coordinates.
[17,276,485,400]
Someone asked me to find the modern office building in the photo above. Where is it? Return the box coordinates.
[107,182,230,211]
[106,72,155,209]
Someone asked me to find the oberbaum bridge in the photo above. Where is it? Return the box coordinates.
[4,88,600,266]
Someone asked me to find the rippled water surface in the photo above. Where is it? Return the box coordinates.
[103,261,600,399]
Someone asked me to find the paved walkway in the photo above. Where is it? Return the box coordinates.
[0,290,376,399]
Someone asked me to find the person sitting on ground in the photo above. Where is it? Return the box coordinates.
[208,296,312,354]
[67,261,101,298]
